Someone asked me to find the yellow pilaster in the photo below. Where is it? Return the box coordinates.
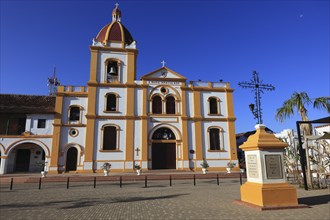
[226,89,238,160]
[125,87,135,163]
[49,89,64,173]
[193,90,203,160]
[126,51,137,83]
[84,47,98,171]
[88,47,98,84]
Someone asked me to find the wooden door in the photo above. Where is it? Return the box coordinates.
[66,147,78,171]
[15,149,31,172]
[152,143,176,169]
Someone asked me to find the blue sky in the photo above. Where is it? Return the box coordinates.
[1,0,329,133]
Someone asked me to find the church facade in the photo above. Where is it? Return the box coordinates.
[0,5,237,174]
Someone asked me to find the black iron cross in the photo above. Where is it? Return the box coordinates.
[238,70,275,124]
[135,147,140,156]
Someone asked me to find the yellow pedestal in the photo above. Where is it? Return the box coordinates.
[240,182,298,208]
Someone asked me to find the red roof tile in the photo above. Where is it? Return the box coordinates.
[0,94,55,114]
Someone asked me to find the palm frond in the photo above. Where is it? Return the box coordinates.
[313,97,330,113]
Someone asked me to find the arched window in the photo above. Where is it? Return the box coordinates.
[209,97,218,114]
[152,127,176,140]
[106,61,119,82]
[69,106,80,122]
[166,96,176,114]
[209,128,220,150]
[103,126,117,150]
[106,93,117,111]
[152,95,162,114]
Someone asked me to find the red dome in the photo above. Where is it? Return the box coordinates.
[95,4,134,46]
[96,22,134,45]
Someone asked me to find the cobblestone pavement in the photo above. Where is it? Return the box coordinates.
[0,178,329,220]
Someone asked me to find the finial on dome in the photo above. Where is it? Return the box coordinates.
[112,3,121,22]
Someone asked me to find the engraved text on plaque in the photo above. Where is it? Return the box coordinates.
[265,155,283,179]
[247,155,258,178]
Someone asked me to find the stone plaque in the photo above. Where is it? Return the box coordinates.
[265,155,283,179]
[247,155,259,178]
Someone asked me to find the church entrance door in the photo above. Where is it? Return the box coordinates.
[152,143,176,169]
[66,147,78,172]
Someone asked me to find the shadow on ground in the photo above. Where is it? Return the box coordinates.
[298,195,330,206]
[0,193,190,210]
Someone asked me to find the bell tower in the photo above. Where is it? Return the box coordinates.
[88,3,138,85]
[84,3,138,172]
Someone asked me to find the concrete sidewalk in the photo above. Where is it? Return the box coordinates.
[0,176,329,220]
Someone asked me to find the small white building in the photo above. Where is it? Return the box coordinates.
[0,95,55,174]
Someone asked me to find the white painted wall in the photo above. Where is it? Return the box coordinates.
[97,87,127,116]
[27,114,54,135]
[61,97,88,124]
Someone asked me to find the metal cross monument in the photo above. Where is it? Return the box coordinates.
[238,70,275,124]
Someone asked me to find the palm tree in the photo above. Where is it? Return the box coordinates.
[276,92,330,135]
[276,91,330,188]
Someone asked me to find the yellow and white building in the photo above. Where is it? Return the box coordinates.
[0,5,238,174]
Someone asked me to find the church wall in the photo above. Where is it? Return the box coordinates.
[27,114,54,135]
[57,126,86,166]
[133,120,142,161]
[94,119,126,161]
[201,121,230,159]
[96,87,127,116]
[134,88,143,116]
[187,121,196,159]
[200,92,227,117]
[186,91,194,117]
[61,97,88,125]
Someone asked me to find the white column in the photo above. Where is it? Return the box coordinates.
[0,157,8,174]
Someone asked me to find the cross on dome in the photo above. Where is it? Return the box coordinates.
[112,3,121,22]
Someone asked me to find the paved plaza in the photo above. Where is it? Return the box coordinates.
[0,175,329,220]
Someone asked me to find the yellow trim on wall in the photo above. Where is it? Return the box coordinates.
[85,85,97,166]
[88,48,99,83]
[125,87,135,162]
[126,52,137,83]
[225,91,238,160]
[49,94,64,170]
[193,90,203,160]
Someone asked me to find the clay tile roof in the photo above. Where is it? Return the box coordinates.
[0,94,55,114]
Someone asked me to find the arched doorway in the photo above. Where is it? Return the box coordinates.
[66,147,78,172]
[5,141,48,173]
[151,127,176,169]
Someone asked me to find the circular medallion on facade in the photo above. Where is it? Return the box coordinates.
[69,128,79,137]
[160,87,167,94]
[161,70,167,78]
